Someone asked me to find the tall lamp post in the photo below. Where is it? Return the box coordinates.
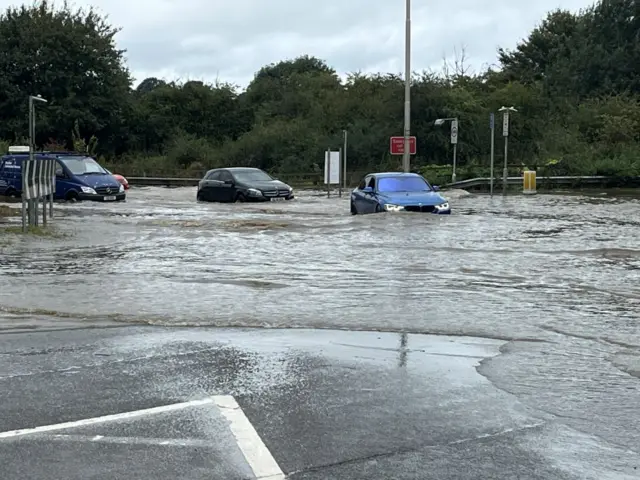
[26,95,47,230]
[434,117,459,183]
[402,0,411,173]
[498,106,517,195]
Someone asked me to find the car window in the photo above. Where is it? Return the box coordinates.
[55,162,64,176]
[377,176,431,192]
[358,177,367,189]
[219,171,233,182]
[206,171,220,180]
[367,177,376,189]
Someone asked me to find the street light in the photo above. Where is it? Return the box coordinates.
[434,117,458,183]
[402,0,411,173]
[25,95,47,230]
[498,106,517,195]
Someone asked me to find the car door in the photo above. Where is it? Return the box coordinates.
[200,170,223,201]
[353,176,370,212]
[217,170,236,202]
[364,176,381,213]
[55,160,76,199]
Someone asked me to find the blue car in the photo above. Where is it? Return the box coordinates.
[350,172,450,214]
[0,148,125,202]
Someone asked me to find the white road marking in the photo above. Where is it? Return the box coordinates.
[0,398,215,439]
[36,433,218,447]
[214,395,285,480]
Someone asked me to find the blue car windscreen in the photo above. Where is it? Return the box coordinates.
[377,177,431,192]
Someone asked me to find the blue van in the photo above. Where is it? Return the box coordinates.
[0,148,125,201]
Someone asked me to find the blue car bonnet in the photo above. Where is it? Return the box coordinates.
[378,190,447,206]
[77,174,121,189]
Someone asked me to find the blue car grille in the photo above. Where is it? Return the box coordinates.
[404,205,436,212]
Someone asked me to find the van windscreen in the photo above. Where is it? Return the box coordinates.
[59,156,107,175]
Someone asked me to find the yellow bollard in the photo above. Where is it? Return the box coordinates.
[523,170,537,195]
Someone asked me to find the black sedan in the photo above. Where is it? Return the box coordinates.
[196,167,294,203]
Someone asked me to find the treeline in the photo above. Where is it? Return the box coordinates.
[0,0,638,183]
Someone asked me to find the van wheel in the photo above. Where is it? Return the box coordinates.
[4,188,16,198]
[65,191,79,202]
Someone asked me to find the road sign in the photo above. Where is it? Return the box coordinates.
[502,112,509,136]
[489,113,494,130]
[324,151,340,184]
[450,120,458,144]
[390,136,416,155]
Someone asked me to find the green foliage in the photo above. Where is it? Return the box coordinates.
[0,0,638,182]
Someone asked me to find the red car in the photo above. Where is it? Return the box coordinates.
[107,171,129,190]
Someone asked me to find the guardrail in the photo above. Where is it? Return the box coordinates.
[126,175,640,190]
[443,175,640,190]
[127,177,200,187]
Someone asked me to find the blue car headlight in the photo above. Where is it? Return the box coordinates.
[383,204,404,212]
[435,202,450,211]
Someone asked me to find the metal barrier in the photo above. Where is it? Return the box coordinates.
[21,156,55,231]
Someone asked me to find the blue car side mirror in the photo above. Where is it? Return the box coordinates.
[361,186,374,193]
[432,185,440,191]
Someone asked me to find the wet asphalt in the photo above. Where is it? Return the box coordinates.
[3,326,637,479]
[0,187,639,478]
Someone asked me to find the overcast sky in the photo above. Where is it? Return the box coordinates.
[5,0,594,88]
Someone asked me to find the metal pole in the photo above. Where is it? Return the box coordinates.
[452,143,457,184]
[23,97,32,231]
[503,136,509,196]
[326,148,331,198]
[338,147,342,197]
[342,130,347,190]
[490,117,495,197]
[402,0,411,172]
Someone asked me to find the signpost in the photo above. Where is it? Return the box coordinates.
[450,120,458,183]
[342,130,348,191]
[390,136,416,155]
[499,106,517,196]
[324,149,340,198]
[489,113,495,197]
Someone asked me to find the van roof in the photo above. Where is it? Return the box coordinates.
[3,150,92,157]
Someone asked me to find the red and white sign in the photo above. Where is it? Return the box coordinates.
[390,136,416,155]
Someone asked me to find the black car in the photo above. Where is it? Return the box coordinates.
[196,167,294,203]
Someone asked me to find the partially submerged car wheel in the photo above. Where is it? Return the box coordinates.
[350,202,357,215]
[235,193,247,202]
[65,191,78,202]
[375,204,383,213]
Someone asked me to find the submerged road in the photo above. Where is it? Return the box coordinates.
[0,187,639,478]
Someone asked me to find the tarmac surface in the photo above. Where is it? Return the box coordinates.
[0,326,638,479]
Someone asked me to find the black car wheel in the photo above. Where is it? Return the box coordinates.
[235,192,247,202]
[374,203,383,213]
[196,191,204,201]
[350,202,357,215]
[65,190,79,202]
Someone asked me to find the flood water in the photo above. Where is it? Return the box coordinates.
[1,187,640,455]
[1,187,638,342]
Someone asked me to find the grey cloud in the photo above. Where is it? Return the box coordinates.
[1,0,594,87]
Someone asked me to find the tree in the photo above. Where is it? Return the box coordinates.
[0,0,132,152]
